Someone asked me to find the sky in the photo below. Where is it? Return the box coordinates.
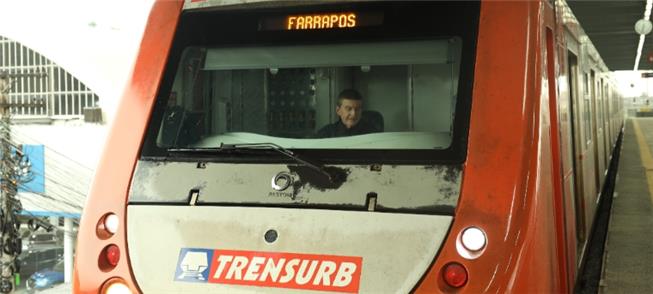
[0,0,154,120]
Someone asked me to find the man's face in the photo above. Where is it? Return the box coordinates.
[336,98,362,129]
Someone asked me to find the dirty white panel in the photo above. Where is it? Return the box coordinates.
[129,160,461,212]
[127,206,452,293]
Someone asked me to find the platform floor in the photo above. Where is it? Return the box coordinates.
[601,118,653,293]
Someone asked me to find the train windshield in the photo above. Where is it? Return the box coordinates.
[141,2,479,162]
[158,40,460,150]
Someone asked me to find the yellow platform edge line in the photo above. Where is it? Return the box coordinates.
[632,119,653,204]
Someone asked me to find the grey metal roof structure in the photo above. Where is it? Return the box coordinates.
[568,0,650,71]
[1,35,98,218]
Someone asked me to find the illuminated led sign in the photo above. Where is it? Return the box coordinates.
[287,13,356,30]
[259,12,383,31]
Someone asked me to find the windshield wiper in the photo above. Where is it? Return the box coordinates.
[169,143,334,183]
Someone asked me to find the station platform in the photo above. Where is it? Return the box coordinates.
[601,117,653,293]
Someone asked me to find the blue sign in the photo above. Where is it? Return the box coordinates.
[174,248,213,283]
[19,144,45,193]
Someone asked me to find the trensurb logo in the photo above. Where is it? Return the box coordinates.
[174,248,363,293]
[174,248,213,282]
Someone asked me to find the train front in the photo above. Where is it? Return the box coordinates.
[75,1,484,293]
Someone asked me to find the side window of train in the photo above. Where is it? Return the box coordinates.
[157,47,207,147]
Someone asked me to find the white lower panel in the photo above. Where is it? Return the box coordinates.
[127,206,452,293]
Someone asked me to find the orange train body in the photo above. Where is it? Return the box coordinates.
[74,1,623,293]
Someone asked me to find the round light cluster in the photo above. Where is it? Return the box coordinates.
[104,214,120,234]
[456,226,488,260]
[461,227,486,251]
[442,262,468,288]
[102,278,132,294]
[105,244,121,267]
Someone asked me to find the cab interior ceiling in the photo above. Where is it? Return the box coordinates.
[567,0,650,71]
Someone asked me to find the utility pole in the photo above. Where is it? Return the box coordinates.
[0,70,45,293]
[0,71,18,293]
[0,71,21,293]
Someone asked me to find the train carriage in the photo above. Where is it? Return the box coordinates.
[74,0,624,293]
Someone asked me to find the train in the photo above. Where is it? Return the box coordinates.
[73,0,624,293]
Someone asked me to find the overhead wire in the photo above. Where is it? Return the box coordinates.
[7,126,95,196]
[23,169,89,197]
[1,121,96,170]
[13,155,90,199]
[3,125,95,220]
[17,185,83,211]
[8,127,94,171]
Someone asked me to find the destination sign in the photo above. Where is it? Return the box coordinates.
[287,13,356,30]
[260,12,383,31]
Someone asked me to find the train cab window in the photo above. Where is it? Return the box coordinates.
[155,39,462,150]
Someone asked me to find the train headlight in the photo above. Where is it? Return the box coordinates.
[456,226,487,259]
[461,227,486,251]
[104,213,119,234]
[97,213,120,239]
[101,278,133,294]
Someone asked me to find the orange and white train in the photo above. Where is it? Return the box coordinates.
[74,0,623,293]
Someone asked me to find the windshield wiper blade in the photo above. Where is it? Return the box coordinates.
[219,143,333,183]
[169,143,334,183]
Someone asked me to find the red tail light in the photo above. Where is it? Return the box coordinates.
[105,244,120,267]
[442,262,468,288]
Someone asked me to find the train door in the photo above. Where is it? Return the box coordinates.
[556,40,580,287]
[602,81,610,169]
[580,69,597,236]
[566,51,586,265]
[591,72,605,198]
[605,84,613,153]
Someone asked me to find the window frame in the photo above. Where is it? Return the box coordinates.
[141,1,480,165]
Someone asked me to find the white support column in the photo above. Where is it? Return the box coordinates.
[49,216,58,227]
[64,217,74,283]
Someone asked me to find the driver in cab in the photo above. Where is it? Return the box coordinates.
[316,89,376,138]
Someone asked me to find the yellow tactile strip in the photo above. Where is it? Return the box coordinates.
[632,119,653,204]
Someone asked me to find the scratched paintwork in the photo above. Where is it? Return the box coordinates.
[129,160,462,213]
[127,206,453,293]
